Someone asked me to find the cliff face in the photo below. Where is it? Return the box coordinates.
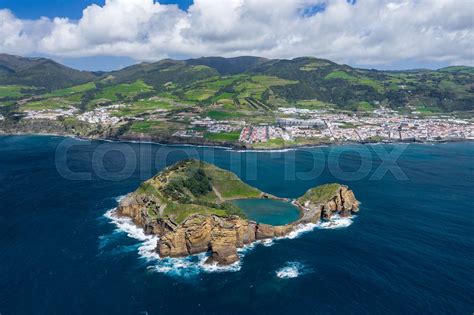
[117,189,359,265]
[117,193,164,229]
[157,215,252,265]
[297,184,360,222]
[116,161,360,266]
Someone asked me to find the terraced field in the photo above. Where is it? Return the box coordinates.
[0,85,32,98]
[1,55,472,125]
[44,82,96,98]
[96,80,154,101]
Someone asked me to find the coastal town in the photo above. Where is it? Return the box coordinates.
[12,102,474,146]
[193,107,474,144]
[2,53,472,149]
[1,2,473,313]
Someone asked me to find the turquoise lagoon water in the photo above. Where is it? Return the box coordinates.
[0,136,473,314]
[233,198,300,225]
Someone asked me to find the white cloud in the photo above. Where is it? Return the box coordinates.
[0,0,473,67]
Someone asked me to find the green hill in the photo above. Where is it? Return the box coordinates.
[103,56,474,112]
[103,59,220,90]
[1,54,472,113]
[0,54,98,90]
[187,56,269,75]
[126,159,262,223]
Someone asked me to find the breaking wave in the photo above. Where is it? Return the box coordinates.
[102,200,355,277]
[114,195,126,202]
[104,208,160,261]
[263,215,355,246]
[104,208,242,277]
[317,214,355,229]
[276,262,311,279]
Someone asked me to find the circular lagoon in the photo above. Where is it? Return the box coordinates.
[233,198,300,225]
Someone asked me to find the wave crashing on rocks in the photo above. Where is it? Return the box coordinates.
[102,204,355,277]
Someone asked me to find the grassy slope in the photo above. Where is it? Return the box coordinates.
[45,82,97,98]
[201,163,262,199]
[297,183,341,205]
[203,131,241,142]
[1,56,472,123]
[113,99,174,117]
[0,54,97,90]
[133,160,263,223]
[0,85,32,98]
[96,80,154,101]
[21,98,75,110]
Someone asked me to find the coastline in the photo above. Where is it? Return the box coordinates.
[2,133,473,313]
[1,129,471,152]
[114,160,361,266]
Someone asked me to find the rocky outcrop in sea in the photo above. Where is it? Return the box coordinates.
[117,178,359,265]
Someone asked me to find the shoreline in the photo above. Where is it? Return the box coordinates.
[0,130,472,152]
[114,160,361,266]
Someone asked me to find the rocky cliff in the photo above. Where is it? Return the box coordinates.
[296,183,360,222]
[116,160,360,265]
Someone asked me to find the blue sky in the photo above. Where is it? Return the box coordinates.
[0,0,471,71]
[0,0,193,19]
[0,0,193,70]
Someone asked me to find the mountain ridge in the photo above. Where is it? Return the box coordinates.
[0,53,472,112]
[0,53,98,90]
[2,53,471,77]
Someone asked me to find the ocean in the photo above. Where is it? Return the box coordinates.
[0,136,472,314]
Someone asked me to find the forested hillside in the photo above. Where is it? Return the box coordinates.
[0,53,472,113]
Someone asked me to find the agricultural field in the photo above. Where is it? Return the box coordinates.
[203,131,241,142]
[325,70,384,92]
[96,80,154,101]
[299,60,331,71]
[205,110,246,120]
[112,98,175,117]
[249,138,294,149]
[21,98,76,110]
[45,82,96,98]
[129,121,163,133]
[356,101,375,111]
[181,76,241,102]
[127,120,186,135]
[1,55,472,148]
[169,74,297,109]
[293,99,332,109]
[235,75,296,102]
[0,85,38,99]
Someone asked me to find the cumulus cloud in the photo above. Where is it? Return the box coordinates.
[0,0,473,67]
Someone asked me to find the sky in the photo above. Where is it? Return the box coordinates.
[0,0,472,71]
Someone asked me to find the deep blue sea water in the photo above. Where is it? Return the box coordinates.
[232,198,300,225]
[0,136,473,314]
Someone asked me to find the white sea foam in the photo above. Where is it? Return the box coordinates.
[317,214,355,229]
[233,148,295,153]
[146,252,243,276]
[104,208,161,262]
[262,239,274,247]
[263,215,355,245]
[198,254,242,273]
[103,199,355,277]
[148,256,202,277]
[104,208,241,277]
[114,195,126,203]
[276,262,309,279]
[104,209,151,242]
[284,223,318,239]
